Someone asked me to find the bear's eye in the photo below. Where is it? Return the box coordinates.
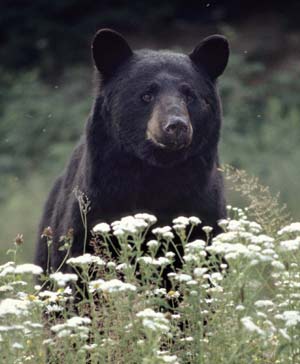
[180,85,196,105]
[141,93,154,103]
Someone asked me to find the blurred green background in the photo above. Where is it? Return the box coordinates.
[1,1,300,263]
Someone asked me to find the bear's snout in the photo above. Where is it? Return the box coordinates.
[163,116,193,150]
[146,95,193,151]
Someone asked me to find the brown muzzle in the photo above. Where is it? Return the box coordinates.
[146,94,193,150]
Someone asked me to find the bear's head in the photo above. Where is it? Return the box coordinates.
[91,29,229,168]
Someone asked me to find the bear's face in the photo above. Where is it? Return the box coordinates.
[92,29,229,167]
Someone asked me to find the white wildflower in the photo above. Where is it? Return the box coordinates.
[0,299,29,317]
[0,262,15,277]
[67,253,105,267]
[152,226,172,235]
[113,216,148,234]
[136,308,165,319]
[262,248,276,256]
[38,290,61,302]
[46,304,64,313]
[134,213,157,224]
[272,261,285,270]
[202,226,213,234]
[113,228,125,237]
[138,256,170,266]
[159,354,179,363]
[88,279,104,293]
[180,336,194,342]
[141,318,169,333]
[278,222,300,235]
[162,231,174,239]
[275,311,300,327]
[227,220,245,232]
[210,272,223,281]
[249,222,262,234]
[173,216,190,226]
[137,309,170,333]
[241,317,265,335]
[218,219,229,229]
[157,257,170,265]
[146,240,159,248]
[116,263,129,271]
[43,338,55,346]
[14,264,43,275]
[194,267,208,277]
[51,316,91,333]
[186,279,198,286]
[57,329,72,338]
[11,280,27,286]
[173,223,186,232]
[189,216,201,225]
[251,235,274,245]
[0,285,13,292]
[67,316,91,327]
[92,222,111,234]
[12,342,23,349]
[173,273,192,282]
[89,279,136,293]
[81,343,98,351]
[154,288,167,296]
[279,238,300,251]
[0,262,15,270]
[107,261,116,269]
[50,272,78,287]
[257,312,267,318]
[0,325,24,332]
[185,239,206,252]
[254,300,274,308]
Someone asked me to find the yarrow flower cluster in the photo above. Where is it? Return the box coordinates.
[67,253,105,267]
[0,298,30,317]
[0,262,43,277]
[89,279,137,294]
[51,316,91,339]
[110,214,156,237]
[49,272,78,287]
[136,308,170,334]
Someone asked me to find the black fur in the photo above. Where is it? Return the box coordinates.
[35,29,229,273]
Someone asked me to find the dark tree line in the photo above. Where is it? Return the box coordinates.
[1,0,300,72]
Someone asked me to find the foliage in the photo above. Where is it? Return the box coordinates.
[223,165,291,236]
[220,54,300,217]
[2,1,300,72]
[0,68,90,201]
[1,208,300,363]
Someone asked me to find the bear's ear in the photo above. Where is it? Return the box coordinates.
[92,29,133,80]
[189,35,229,79]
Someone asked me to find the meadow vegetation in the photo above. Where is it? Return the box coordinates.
[1,193,300,363]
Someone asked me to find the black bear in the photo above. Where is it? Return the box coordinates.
[35,29,229,273]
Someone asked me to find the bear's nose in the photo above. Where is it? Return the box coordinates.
[164,117,189,136]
